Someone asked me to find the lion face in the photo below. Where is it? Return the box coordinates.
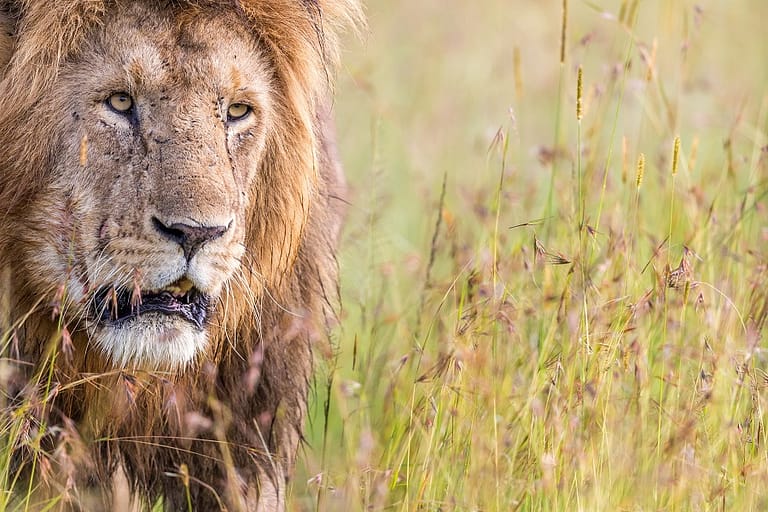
[19,5,280,369]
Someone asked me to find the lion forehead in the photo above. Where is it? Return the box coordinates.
[67,7,273,100]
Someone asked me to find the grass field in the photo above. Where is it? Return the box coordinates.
[293,0,768,510]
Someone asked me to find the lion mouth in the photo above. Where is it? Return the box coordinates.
[92,279,212,330]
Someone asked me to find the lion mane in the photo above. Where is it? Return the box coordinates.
[0,1,361,510]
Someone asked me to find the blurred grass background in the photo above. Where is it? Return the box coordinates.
[294,1,768,510]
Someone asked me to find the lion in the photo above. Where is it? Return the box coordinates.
[0,1,361,510]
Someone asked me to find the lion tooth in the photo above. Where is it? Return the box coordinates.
[175,278,194,294]
[163,278,194,297]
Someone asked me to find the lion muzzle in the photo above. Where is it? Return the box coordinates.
[151,216,231,261]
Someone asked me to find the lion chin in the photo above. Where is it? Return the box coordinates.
[92,315,208,370]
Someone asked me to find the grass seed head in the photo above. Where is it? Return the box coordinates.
[576,66,583,120]
[646,38,658,82]
[79,134,88,167]
[621,136,628,183]
[636,153,645,189]
[672,136,681,175]
[60,325,73,362]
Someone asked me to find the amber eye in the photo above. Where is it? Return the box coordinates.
[107,92,133,114]
[227,103,251,122]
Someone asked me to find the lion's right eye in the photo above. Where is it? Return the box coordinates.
[227,103,251,122]
[106,93,134,114]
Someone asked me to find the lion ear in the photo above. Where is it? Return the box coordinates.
[0,4,15,79]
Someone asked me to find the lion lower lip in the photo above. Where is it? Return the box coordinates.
[93,286,211,329]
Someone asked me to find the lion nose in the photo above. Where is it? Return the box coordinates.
[152,217,229,261]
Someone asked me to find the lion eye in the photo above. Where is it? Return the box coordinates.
[107,92,134,114]
[227,103,251,122]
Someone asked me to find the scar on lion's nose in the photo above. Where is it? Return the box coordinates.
[152,217,229,261]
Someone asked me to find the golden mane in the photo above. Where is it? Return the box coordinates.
[0,1,362,510]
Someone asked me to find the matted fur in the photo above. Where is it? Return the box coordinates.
[0,1,361,510]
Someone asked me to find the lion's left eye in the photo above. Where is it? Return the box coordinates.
[227,103,251,122]
[106,92,134,114]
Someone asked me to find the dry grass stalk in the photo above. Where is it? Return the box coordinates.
[560,0,568,64]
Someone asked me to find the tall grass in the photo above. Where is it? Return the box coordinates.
[294,1,768,510]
